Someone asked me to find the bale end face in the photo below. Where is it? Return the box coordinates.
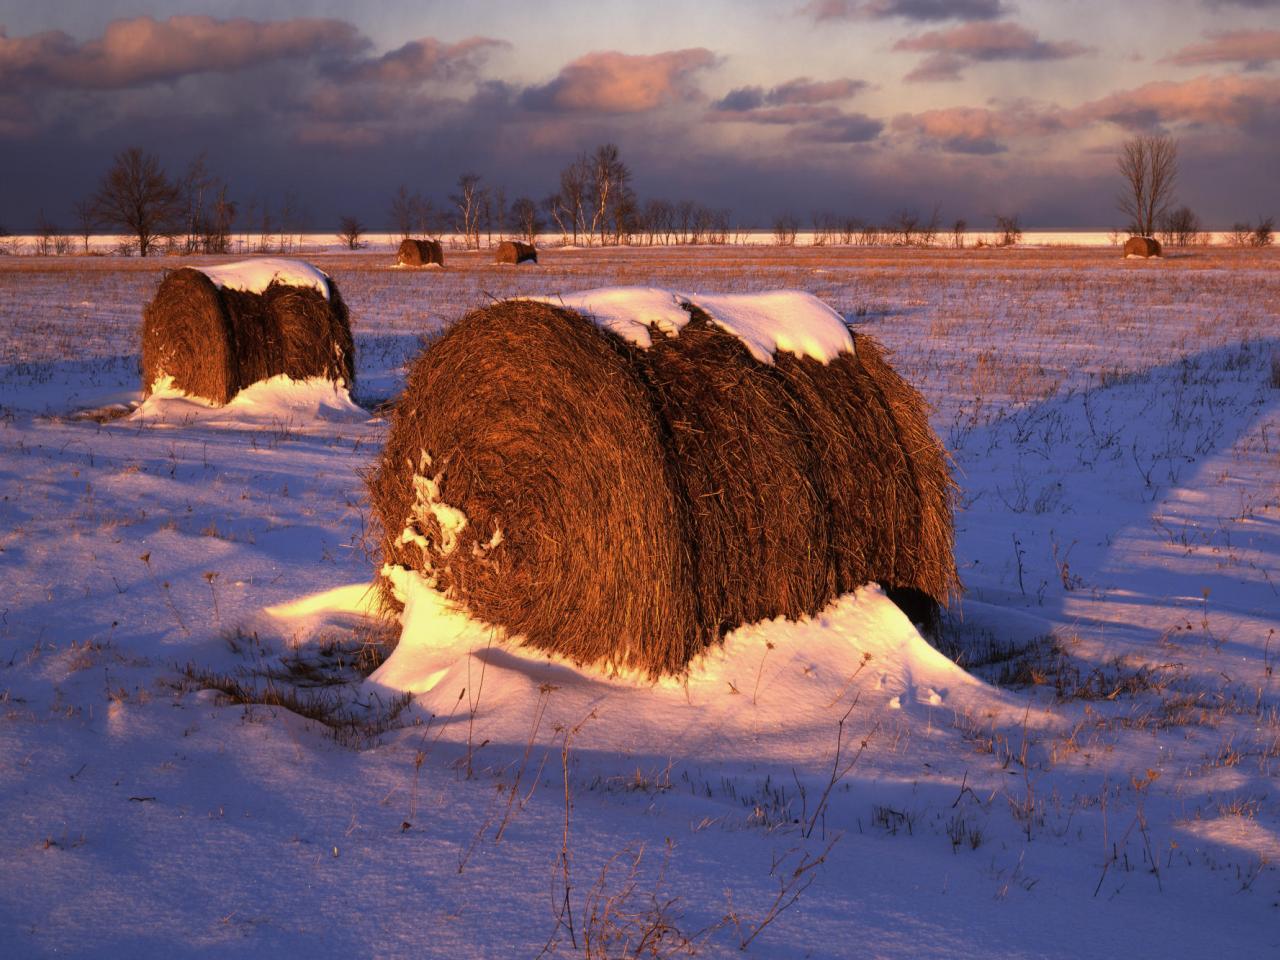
[1123,236,1162,258]
[397,238,444,267]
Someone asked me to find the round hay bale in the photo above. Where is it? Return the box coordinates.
[494,240,537,265]
[141,262,354,405]
[1123,236,1162,258]
[396,238,444,267]
[369,294,956,677]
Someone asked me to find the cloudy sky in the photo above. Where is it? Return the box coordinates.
[1,0,1277,230]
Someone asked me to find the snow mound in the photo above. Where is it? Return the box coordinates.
[133,374,367,426]
[527,287,853,364]
[367,567,1001,763]
[195,258,331,300]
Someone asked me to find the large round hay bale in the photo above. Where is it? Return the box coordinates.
[1123,236,1162,258]
[396,238,444,267]
[494,240,537,264]
[369,292,956,677]
[141,260,354,405]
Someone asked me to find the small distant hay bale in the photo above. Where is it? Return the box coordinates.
[494,240,537,265]
[1123,236,1162,258]
[141,264,354,405]
[369,297,956,677]
[396,238,444,267]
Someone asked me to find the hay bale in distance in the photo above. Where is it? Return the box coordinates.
[369,291,956,677]
[141,259,354,405]
[1123,236,1162,258]
[396,238,444,267]
[494,240,537,265]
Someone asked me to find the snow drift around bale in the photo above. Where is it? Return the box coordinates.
[367,569,998,760]
[196,258,331,300]
[132,374,367,427]
[528,286,853,363]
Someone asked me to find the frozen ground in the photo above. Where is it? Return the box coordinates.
[1,245,1278,958]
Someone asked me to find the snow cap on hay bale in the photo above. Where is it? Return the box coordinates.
[396,238,444,267]
[141,258,354,405]
[494,240,537,264]
[1123,236,1162,258]
[369,288,956,677]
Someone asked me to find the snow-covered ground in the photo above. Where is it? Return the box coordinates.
[1,245,1277,958]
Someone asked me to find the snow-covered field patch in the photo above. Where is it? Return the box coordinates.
[1,245,1278,958]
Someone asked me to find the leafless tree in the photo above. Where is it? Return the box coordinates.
[888,209,921,246]
[1254,216,1275,247]
[511,196,543,243]
[337,215,365,250]
[72,200,98,254]
[773,213,798,246]
[1229,222,1253,247]
[92,147,182,257]
[951,218,967,248]
[450,173,485,249]
[1158,205,1201,247]
[389,184,416,240]
[1116,134,1178,237]
[994,213,1022,247]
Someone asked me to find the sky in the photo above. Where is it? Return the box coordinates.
[0,0,1277,230]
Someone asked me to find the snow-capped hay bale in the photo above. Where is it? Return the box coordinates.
[371,300,700,676]
[1123,236,1162,258]
[370,289,956,676]
[141,260,354,405]
[494,240,537,265]
[396,238,444,267]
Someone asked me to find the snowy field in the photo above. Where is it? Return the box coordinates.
[1,244,1278,958]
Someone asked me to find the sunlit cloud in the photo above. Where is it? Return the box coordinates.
[1161,30,1280,70]
[520,49,718,113]
[895,21,1091,82]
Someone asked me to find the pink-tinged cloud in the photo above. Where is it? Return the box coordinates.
[341,36,507,84]
[895,21,1091,81]
[521,49,718,113]
[1073,73,1280,130]
[802,0,1008,21]
[1162,30,1280,70]
[0,16,365,91]
[892,102,1068,151]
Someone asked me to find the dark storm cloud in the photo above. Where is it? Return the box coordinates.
[895,21,1092,82]
[802,0,1009,22]
[0,16,365,91]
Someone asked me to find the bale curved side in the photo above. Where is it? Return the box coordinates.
[141,268,236,403]
[495,240,537,264]
[1123,236,1161,258]
[397,239,444,267]
[631,312,834,635]
[370,300,700,676]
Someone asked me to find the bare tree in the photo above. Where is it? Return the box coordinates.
[336,215,365,250]
[511,196,543,243]
[1116,134,1178,237]
[389,184,416,240]
[773,213,798,246]
[450,173,484,249]
[888,209,921,246]
[1254,216,1275,247]
[588,143,633,245]
[92,147,182,257]
[1158,205,1201,247]
[994,213,1022,247]
[72,200,99,254]
[951,218,967,249]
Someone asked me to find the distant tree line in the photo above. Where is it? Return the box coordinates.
[2,139,1273,256]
